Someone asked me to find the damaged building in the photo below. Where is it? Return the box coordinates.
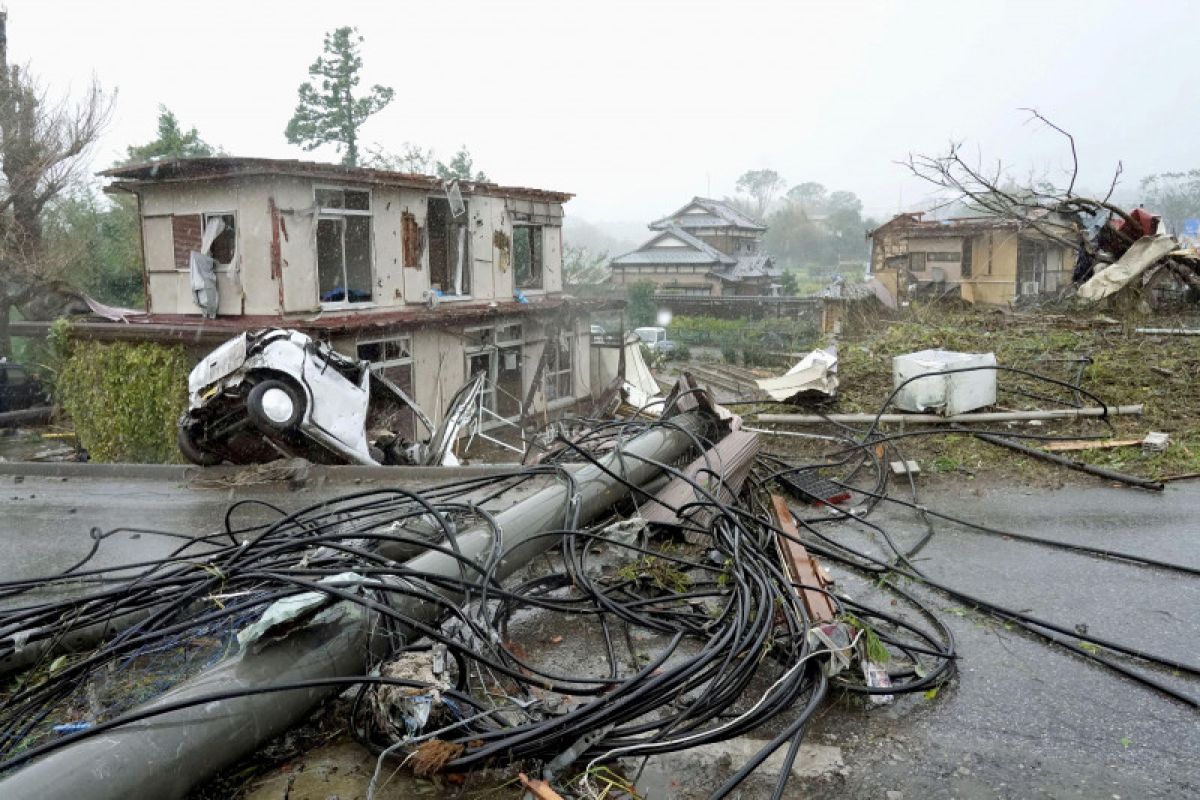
[609,197,782,296]
[53,157,614,442]
[868,211,1078,305]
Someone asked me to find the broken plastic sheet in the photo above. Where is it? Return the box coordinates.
[236,571,366,650]
[189,216,226,318]
[595,339,664,411]
[755,347,838,402]
[1077,234,1180,302]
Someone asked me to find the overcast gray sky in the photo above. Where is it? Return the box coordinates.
[8,0,1199,226]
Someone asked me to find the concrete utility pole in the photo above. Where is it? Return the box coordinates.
[0,413,709,799]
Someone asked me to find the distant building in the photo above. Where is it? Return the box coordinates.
[867,212,1077,305]
[609,197,781,296]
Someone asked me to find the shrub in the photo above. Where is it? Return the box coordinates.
[58,340,191,463]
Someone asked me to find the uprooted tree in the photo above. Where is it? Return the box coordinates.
[0,12,113,356]
[902,109,1200,300]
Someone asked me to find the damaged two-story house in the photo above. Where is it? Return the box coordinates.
[609,198,781,296]
[868,211,1079,305]
[75,157,611,440]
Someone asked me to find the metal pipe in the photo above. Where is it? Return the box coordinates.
[973,433,1164,492]
[756,404,1143,426]
[0,413,707,800]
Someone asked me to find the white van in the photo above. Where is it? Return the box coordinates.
[633,326,676,353]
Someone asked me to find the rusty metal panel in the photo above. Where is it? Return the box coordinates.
[770,494,837,623]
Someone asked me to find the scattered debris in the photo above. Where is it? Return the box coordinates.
[889,460,921,476]
[1142,431,1170,453]
[755,347,838,402]
[892,349,997,416]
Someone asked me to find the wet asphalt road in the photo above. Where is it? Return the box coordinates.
[0,472,1196,798]
[785,481,1200,800]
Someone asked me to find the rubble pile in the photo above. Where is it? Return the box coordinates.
[0,376,1195,799]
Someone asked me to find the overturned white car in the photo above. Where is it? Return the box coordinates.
[178,329,481,467]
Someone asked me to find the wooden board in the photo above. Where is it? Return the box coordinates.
[1041,438,1142,453]
[770,494,838,624]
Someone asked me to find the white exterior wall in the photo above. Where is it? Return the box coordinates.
[137,176,565,316]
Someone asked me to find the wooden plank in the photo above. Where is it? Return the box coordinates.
[1041,438,1143,453]
[770,494,837,624]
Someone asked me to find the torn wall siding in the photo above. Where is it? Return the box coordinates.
[869,213,1074,305]
[130,177,564,317]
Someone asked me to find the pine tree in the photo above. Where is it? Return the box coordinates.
[284,27,394,166]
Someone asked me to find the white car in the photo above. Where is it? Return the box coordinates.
[178,329,480,467]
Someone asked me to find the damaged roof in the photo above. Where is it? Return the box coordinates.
[650,197,767,232]
[871,210,1076,239]
[100,157,573,203]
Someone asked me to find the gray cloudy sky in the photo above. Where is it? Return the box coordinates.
[8,0,1199,226]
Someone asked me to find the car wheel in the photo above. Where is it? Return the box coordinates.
[247,379,305,432]
[177,424,223,466]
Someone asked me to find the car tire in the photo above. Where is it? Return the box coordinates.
[247,379,305,432]
[177,424,223,466]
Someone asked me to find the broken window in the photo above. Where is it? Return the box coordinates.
[402,211,423,269]
[908,252,927,273]
[204,213,236,265]
[543,333,574,403]
[316,188,373,304]
[427,197,471,296]
[358,336,416,439]
[512,225,543,289]
[961,239,973,278]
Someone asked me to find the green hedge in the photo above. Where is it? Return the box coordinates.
[668,315,818,354]
[58,340,190,463]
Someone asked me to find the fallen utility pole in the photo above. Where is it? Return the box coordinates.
[0,413,709,800]
[756,404,1143,426]
[974,433,1164,492]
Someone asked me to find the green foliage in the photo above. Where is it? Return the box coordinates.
[667,314,818,357]
[42,191,143,306]
[1139,169,1200,236]
[625,281,657,327]
[57,341,190,463]
[765,182,873,273]
[285,27,394,166]
[435,146,489,182]
[734,169,785,219]
[123,106,216,164]
[663,343,691,362]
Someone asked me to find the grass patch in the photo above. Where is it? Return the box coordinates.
[765,303,1200,483]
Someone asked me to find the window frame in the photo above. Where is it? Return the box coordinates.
[315,185,375,309]
[427,195,472,299]
[543,332,575,404]
[512,223,544,290]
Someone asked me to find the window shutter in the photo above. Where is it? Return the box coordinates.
[172,214,203,270]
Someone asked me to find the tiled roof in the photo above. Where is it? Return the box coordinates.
[649,197,767,232]
[610,226,736,267]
